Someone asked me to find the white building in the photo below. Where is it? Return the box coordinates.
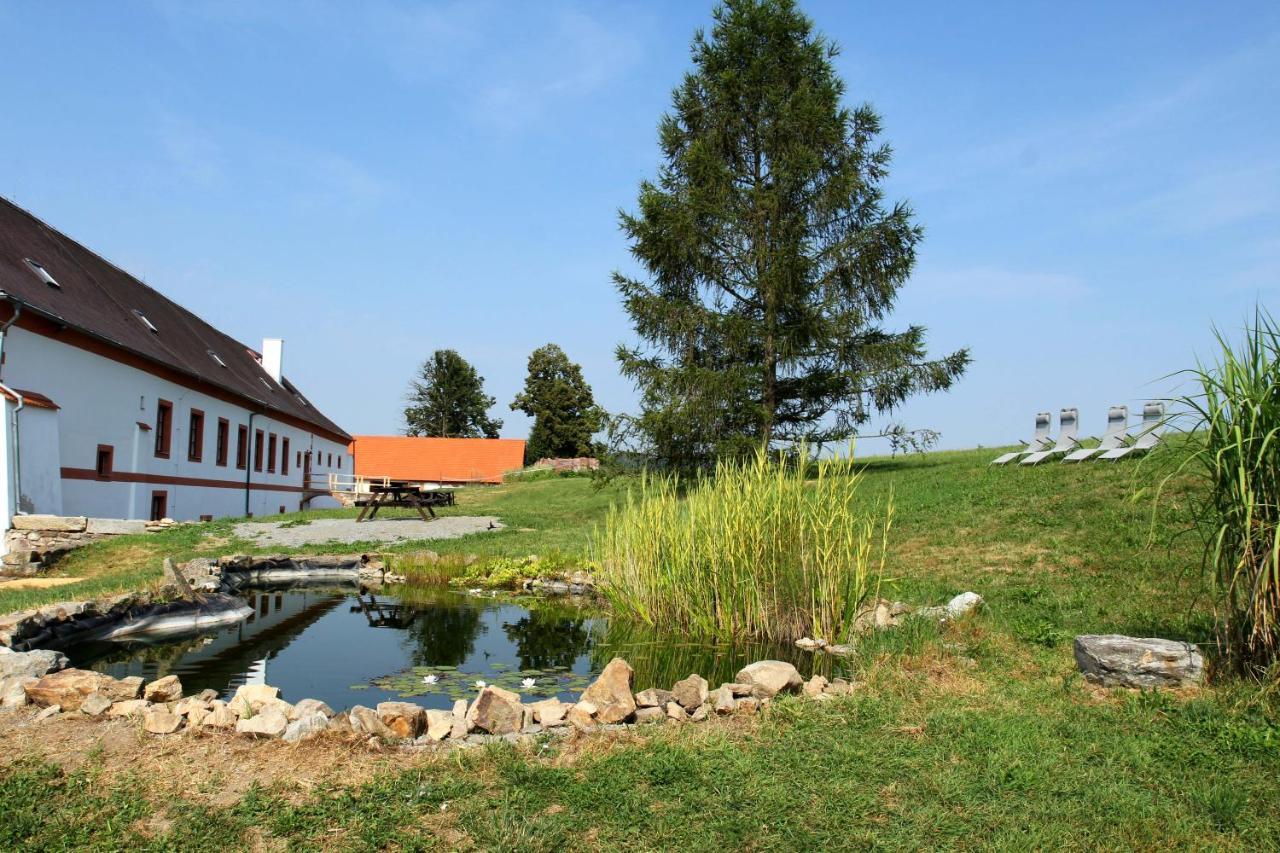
[0,196,352,541]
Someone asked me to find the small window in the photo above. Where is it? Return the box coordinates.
[236,424,248,470]
[254,429,264,472]
[281,438,290,476]
[267,433,277,473]
[187,409,205,462]
[208,349,228,368]
[338,455,342,470]
[95,445,114,479]
[132,309,159,333]
[24,258,60,288]
[215,418,229,467]
[154,399,172,458]
[149,490,168,522]
[296,450,301,468]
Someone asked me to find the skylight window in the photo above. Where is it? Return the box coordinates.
[132,309,158,333]
[24,258,60,288]
[207,349,228,368]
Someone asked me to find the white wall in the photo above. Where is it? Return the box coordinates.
[1,327,351,521]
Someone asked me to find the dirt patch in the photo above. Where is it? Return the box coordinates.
[0,577,83,590]
[232,516,503,547]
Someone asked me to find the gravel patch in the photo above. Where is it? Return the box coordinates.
[233,516,503,547]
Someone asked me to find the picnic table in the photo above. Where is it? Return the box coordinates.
[354,483,455,522]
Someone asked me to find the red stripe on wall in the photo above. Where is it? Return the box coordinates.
[61,468,311,494]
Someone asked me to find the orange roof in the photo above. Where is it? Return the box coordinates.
[350,436,526,485]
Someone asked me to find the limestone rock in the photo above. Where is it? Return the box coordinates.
[424,709,453,741]
[672,674,708,710]
[102,676,144,702]
[0,649,67,681]
[85,518,147,535]
[735,697,760,715]
[174,696,210,717]
[826,678,855,696]
[451,698,469,739]
[579,657,636,724]
[229,684,281,715]
[529,699,570,726]
[713,685,736,715]
[803,675,828,697]
[195,688,219,702]
[467,686,524,735]
[724,682,754,697]
[326,712,353,734]
[566,700,598,731]
[289,698,334,721]
[25,668,115,711]
[919,592,984,622]
[236,706,288,738]
[202,702,238,729]
[634,706,665,724]
[377,701,426,739]
[143,675,183,703]
[795,637,820,651]
[349,705,396,739]
[144,707,183,734]
[107,699,151,718]
[283,712,329,743]
[81,693,113,716]
[1,677,35,709]
[35,704,60,721]
[734,661,803,699]
[186,706,209,728]
[257,698,295,720]
[1074,635,1204,689]
[634,688,674,709]
[665,701,688,722]
[690,703,710,722]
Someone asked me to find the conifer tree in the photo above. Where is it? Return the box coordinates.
[615,0,969,470]
[404,350,502,438]
[511,343,606,464]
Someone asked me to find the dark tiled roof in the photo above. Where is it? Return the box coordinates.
[0,196,349,441]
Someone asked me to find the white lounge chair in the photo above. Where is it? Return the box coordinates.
[1020,408,1080,465]
[1098,402,1166,461]
[991,412,1052,465]
[1063,405,1128,462]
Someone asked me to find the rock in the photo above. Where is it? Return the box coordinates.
[529,698,570,726]
[803,675,828,697]
[107,699,151,718]
[723,682,754,697]
[451,699,469,739]
[713,685,736,715]
[826,678,855,696]
[35,704,60,721]
[466,686,524,735]
[665,701,688,722]
[186,706,209,728]
[672,674,708,711]
[202,702,238,729]
[825,644,854,656]
[919,592,984,622]
[143,675,183,703]
[566,700,598,731]
[196,689,219,702]
[1,677,34,709]
[424,709,453,741]
[634,706,665,724]
[85,518,148,535]
[12,514,86,532]
[229,684,281,714]
[326,712,352,734]
[522,705,535,731]
[377,701,426,739]
[174,697,210,717]
[349,705,396,739]
[690,703,710,722]
[143,707,183,734]
[236,706,288,738]
[289,698,334,721]
[1073,635,1205,689]
[735,697,760,715]
[101,676,144,702]
[734,661,803,699]
[634,688,674,709]
[257,698,295,720]
[81,693,113,716]
[795,637,820,651]
[0,649,67,681]
[283,712,329,743]
[579,657,636,724]
[24,668,116,711]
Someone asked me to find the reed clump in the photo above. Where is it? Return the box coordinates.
[594,446,891,644]
[1172,309,1280,677]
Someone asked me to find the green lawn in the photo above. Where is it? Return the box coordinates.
[4,446,1278,850]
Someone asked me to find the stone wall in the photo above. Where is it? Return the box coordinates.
[533,457,599,473]
[2,514,183,576]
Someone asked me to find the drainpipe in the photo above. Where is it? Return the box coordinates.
[244,411,257,517]
[0,297,25,516]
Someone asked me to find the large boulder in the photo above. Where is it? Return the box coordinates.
[734,661,803,699]
[0,649,67,681]
[578,658,636,724]
[671,674,708,711]
[377,701,426,739]
[1074,635,1204,689]
[466,686,524,735]
[143,675,183,703]
[24,668,116,712]
[236,706,289,738]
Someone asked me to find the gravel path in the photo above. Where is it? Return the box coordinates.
[232,516,502,547]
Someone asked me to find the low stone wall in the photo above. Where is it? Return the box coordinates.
[3,514,185,576]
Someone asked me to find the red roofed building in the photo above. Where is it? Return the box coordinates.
[349,436,526,485]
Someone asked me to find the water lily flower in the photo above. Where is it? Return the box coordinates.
[521,677,536,689]
[422,675,439,685]
[474,680,487,689]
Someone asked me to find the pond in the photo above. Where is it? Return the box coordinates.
[63,583,846,711]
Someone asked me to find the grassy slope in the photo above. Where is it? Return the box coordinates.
[5,447,1279,849]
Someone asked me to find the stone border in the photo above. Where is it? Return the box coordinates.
[3,515,188,576]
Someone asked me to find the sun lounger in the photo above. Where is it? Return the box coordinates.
[991,411,1052,465]
[1098,402,1166,461]
[1020,408,1079,465]
[1063,405,1129,462]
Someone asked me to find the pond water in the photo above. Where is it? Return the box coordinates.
[64,583,844,711]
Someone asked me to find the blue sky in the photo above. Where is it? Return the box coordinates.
[1,1,1277,452]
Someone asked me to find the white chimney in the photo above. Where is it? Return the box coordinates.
[262,338,284,383]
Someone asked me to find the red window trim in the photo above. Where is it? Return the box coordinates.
[187,408,205,463]
[267,432,278,473]
[154,399,173,459]
[254,429,264,472]
[95,444,114,480]
[235,424,248,470]
[281,437,290,476]
[215,418,230,467]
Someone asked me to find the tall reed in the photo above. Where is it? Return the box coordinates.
[1173,308,1280,676]
[594,446,891,644]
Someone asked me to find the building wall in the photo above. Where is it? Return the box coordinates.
[1,327,351,522]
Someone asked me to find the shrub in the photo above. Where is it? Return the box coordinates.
[594,446,891,643]
[1171,308,1280,676]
